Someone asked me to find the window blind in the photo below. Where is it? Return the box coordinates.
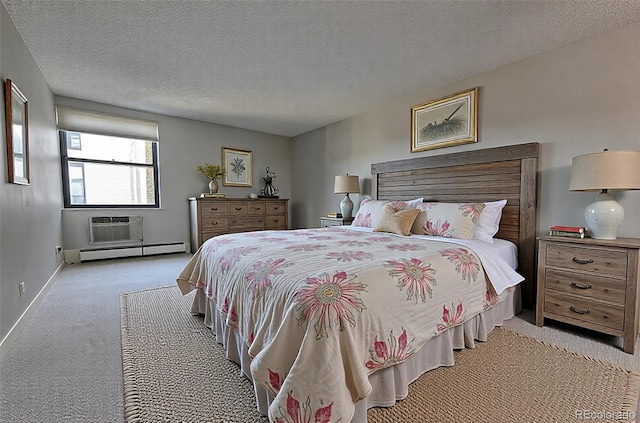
[55,106,158,142]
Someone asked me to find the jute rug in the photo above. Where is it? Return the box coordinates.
[121,286,640,423]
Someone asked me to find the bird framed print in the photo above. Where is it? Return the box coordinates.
[410,87,478,152]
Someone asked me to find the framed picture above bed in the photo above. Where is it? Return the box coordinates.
[222,147,252,187]
[411,87,478,153]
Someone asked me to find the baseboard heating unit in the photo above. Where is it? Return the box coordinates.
[79,242,187,262]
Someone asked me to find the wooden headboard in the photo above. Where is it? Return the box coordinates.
[371,142,539,309]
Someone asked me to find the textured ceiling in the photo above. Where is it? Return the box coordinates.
[3,0,640,137]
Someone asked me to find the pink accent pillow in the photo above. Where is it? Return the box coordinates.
[411,202,486,239]
[352,199,407,228]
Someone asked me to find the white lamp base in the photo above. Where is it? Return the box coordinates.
[340,194,354,219]
[584,192,624,240]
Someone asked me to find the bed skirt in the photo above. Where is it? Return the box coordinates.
[191,285,522,422]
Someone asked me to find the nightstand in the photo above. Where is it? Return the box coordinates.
[320,217,354,228]
[536,236,640,354]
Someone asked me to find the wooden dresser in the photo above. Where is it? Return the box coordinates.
[536,236,640,353]
[188,197,288,252]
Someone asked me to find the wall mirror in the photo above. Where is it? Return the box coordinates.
[5,79,30,185]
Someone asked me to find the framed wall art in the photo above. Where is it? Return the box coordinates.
[410,87,478,153]
[4,79,30,185]
[222,147,252,187]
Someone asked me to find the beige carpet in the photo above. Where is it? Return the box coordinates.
[121,286,639,423]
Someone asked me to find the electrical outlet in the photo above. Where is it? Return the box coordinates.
[55,245,63,254]
[19,281,25,296]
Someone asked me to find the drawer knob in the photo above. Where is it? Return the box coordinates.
[235,207,242,211]
[572,257,594,265]
[570,306,591,315]
[273,218,279,223]
[211,221,218,225]
[211,208,218,211]
[570,282,592,290]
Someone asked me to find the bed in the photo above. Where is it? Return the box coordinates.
[176,142,539,422]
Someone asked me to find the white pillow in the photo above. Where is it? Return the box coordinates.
[404,197,424,209]
[472,199,507,242]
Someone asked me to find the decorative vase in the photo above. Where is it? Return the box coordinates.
[208,179,219,194]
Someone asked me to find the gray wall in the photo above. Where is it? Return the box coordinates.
[1,3,63,340]
[55,97,292,253]
[292,21,640,239]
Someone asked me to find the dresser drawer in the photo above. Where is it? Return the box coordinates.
[544,269,626,304]
[202,230,227,244]
[201,202,228,217]
[228,202,248,214]
[266,215,286,229]
[201,216,229,231]
[544,291,624,331]
[266,202,286,215]
[230,216,264,231]
[545,244,627,277]
[248,203,266,215]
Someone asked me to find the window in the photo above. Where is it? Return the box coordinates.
[57,107,160,208]
[60,131,159,208]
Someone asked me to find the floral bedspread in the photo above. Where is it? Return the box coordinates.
[176,226,519,423]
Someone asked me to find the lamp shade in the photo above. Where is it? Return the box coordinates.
[334,175,360,194]
[569,150,640,191]
[569,150,640,240]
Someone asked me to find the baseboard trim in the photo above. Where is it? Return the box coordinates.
[0,261,65,361]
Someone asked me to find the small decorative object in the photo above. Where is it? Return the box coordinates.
[222,147,252,187]
[334,174,360,219]
[5,79,30,185]
[196,163,225,194]
[411,87,478,153]
[249,193,258,199]
[569,149,640,239]
[259,167,279,198]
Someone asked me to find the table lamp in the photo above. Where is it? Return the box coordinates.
[334,174,360,218]
[569,150,640,239]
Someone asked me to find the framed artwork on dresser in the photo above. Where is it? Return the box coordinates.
[222,147,252,187]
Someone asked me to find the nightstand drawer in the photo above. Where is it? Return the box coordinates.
[544,291,624,331]
[322,220,343,227]
[544,269,626,304]
[545,244,627,277]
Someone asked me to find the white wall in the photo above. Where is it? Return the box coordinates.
[1,3,63,342]
[291,21,640,240]
[55,97,292,252]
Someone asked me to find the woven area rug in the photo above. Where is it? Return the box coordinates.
[121,286,640,423]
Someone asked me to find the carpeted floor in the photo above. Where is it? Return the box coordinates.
[1,254,639,422]
[122,285,639,423]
